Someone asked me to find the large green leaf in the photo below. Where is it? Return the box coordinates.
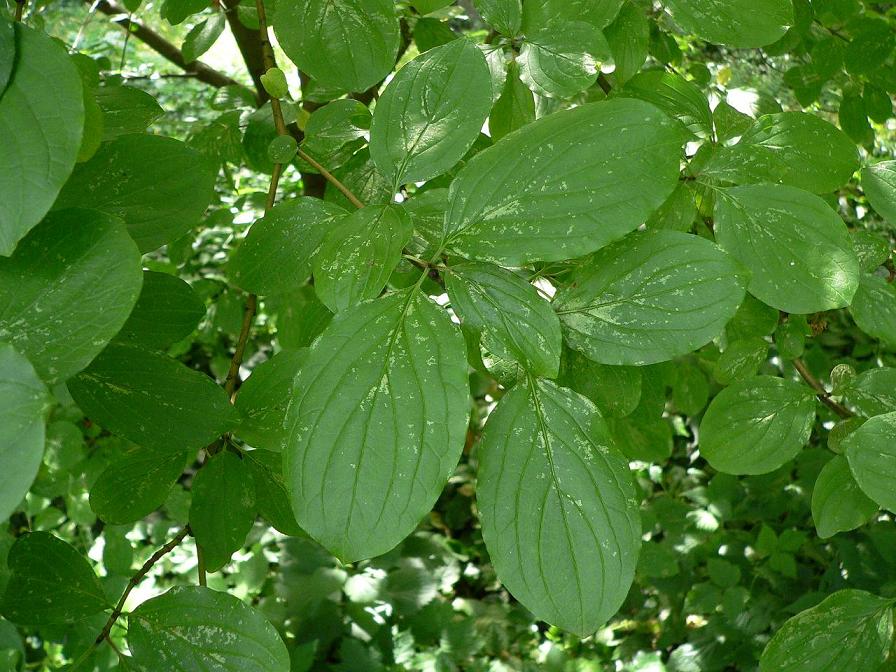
[700,376,816,475]
[617,70,713,138]
[0,24,84,256]
[811,455,877,539]
[67,343,235,453]
[95,85,164,141]
[444,98,683,264]
[517,20,609,99]
[663,0,792,47]
[190,451,256,572]
[313,205,413,312]
[604,2,649,84]
[702,112,859,194]
[128,586,289,672]
[840,367,896,417]
[115,271,206,350]
[714,185,860,314]
[370,39,493,186]
[90,446,189,524]
[0,344,49,522]
[273,0,400,92]
[850,273,896,349]
[474,0,521,36]
[862,160,896,225]
[234,350,306,452]
[759,590,895,672]
[445,261,561,378]
[0,20,13,94]
[554,230,746,366]
[0,209,142,384]
[284,290,469,562]
[0,532,108,625]
[229,197,348,295]
[522,0,623,30]
[844,411,896,512]
[477,378,640,635]
[55,134,217,252]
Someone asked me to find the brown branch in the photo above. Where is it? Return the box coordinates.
[793,358,853,419]
[88,0,245,91]
[70,527,191,671]
[221,0,267,101]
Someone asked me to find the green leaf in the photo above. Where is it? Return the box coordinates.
[0,209,142,384]
[445,261,561,378]
[714,185,860,314]
[284,290,469,562]
[90,446,189,524]
[554,230,746,366]
[128,586,289,671]
[272,287,333,350]
[714,337,768,384]
[841,367,896,417]
[160,0,207,25]
[474,0,521,36]
[55,134,217,252]
[445,98,684,264]
[95,85,165,141]
[517,20,609,99]
[370,39,493,186]
[234,350,306,452]
[646,183,697,231]
[850,273,896,349]
[115,271,205,350]
[489,61,535,142]
[844,411,896,513]
[0,344,49,522]
[811,455,877,539]
[302,99,371,161]
[0,20,13,95]
[182,12,225,63]
[759,590,894,672]
[67,343,235,453]
[522,0,623,31]
[862,160,896,225]
[477,378,640,635]
[190,451,256,571]
[617,70,712,138]
[663,0,793,48]
[702,112,859,194]
[839,89,873,145]
[558,348,642,417]
[604,2,649,84]
[313,205,413,312]
[0,532,108,625]
[273,0,399,92]
[230,197,348,295]
[0,24,84,256]
[247,450,304,536]
[713,101,753,142]
[699,376,816,475]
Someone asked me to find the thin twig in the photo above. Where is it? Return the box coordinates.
[14,0,26,21]
[297,147,365,209]
[119,10,133,71]
[70,527,191,671]
[197,544,208,586]
[72,0,102,51]
[792,358,853,419]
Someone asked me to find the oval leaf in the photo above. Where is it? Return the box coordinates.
[444,98,684,264]
[284,290,469,562]
[234,350,306,452]
[862,160,896,225]
[843,410,896,513]
[664,0,792,47]
[554,230,746,366]
[850,273,896,350]
[115,271,206,350]
[477,378,640,636]
[700,376,816,475]
[811,455,877,539]
[517,21,608,99]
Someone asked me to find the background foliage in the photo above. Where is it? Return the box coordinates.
[1,0,896,670]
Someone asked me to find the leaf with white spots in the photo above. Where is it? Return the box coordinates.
[714,185,860,314]
[702,112,859,194]
[759,590,895,672]
[90,446,190,525]
[522,0,623,31]
[0,344,49,522]
[0,209,142,384]
[445,261,561,378]
[840,367,896,417]
[313,204,413,312]
[284,290,469,562]
[476,378,640,636]
[370,39,493,186]
[700,376,817,475]
[663,0,792,48]
[811,455,877,539]
[516,20,609,99]
[616,70,713,138]
[128,586,290,672]
[843,410,896,513]
[444,98,684,264]
[0,532,109,625]
[189,451,256,572]
[554,230,746,366]
[67,342,236,453]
